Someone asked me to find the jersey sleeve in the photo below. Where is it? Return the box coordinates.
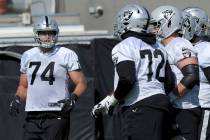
[112,43,134,66]
[65,50,81,72]
[172,41,196,64]
[20,52,28,73]
[197,47,210,68]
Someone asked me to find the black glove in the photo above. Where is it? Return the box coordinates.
[9,95,21,116]
[57,93,78,113]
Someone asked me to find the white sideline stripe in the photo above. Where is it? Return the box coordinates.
[200,110,210,140]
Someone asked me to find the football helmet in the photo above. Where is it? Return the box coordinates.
[181,11,196,40]
[205,19,210,36]
[150,5,182,41]
[183,7,208,37]
[113,4,150,39]
[33,16,59,48]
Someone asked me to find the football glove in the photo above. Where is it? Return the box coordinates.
[91,95,117,118]
[9,95,21,116]
[57,93,78,113]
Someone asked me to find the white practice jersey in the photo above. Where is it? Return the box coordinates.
[165,37,199,109]
[20,46,80,111]
[112,37,167,106]
[194,41,210,108]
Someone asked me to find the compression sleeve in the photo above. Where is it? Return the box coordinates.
[114,60,136,101]
[180,64,199,89]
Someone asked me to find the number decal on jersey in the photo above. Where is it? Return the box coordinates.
[140,49,165,82]
[29,61,55,85]
[154,49,165,82]
[29,62,41,85]
[140,50,153,81]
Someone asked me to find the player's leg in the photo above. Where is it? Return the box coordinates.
[23,113,44,140]
[199,108,210,140]
[175,107,201,140]
[41,112,70,140]
[121,104,168,140]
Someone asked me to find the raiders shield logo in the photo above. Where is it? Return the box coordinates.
[162,10,174,20]
[182,48,192,58]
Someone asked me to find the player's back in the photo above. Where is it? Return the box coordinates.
[112,37,167,106]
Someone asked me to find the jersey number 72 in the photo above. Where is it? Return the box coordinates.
[140,49,165,82]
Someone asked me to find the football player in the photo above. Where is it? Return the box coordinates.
[9,16,87,140]
[150,5,200,140]
[183,7,210,140]
[92,4,171,140]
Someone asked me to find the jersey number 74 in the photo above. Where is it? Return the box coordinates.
[29,61,55,85]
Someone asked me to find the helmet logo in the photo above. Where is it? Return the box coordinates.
[123,10,133,21]
[183,15,190,28]
[162,10,174,28]
[182,48,192,58]
[162,10,174,20]
[122,10,133,26]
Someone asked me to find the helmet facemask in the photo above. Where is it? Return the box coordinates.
[35,30,58,49]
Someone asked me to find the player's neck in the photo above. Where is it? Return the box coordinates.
[161,34,177,46]
[39,47,54,53]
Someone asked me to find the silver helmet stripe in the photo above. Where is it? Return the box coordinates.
[45,16,49,27]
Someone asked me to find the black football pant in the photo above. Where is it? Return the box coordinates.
[172,107,201,140]
[23,111,70,140]
[199,108,210,140]
[121,103,169,140]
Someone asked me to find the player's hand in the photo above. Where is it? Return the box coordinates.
[91,95,117,118]
[57,93,78,113]
[9,95,21,116]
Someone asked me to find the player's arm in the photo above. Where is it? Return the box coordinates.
[58,70,87,113]
[113,60,136,101]
[68,70,87,97]
[91,60,136,118]
[175,57,199,97]
[164,61,176,94]
[9,73,28,116]
[16,73,28,100]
